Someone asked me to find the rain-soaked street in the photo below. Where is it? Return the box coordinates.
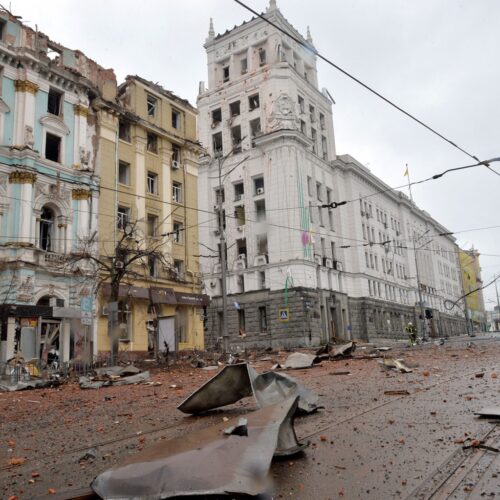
[1,335,499,499]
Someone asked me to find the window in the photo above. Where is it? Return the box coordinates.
[257,233,268,255]
[147,171,158,194]
[321,136,328,161]
[118,120,131,142]
[307,176,313,197]
[300,120,306,134]
[39,206,54,251]
[309,105,315,123]
[238,309,246,335]
[117,301,131,340]
[223,65,230,82]
[365,252,369,267]
[316,182,322,201]
[298,95,305,114]
[172,181,182,203]
[258,48,267,66]
[148,256,157,277]
[47,88,63,116]
[147,132,158,153]
[211,108,222,126]
[45,133,61,162]
[147,94,157,117]
[231,125,242,152]
[319,113,325,130]
[255,199,266,222]
[212,132,223,155]
[254,177,264,195]
[235,205,245,226]
[0,19,5,41]
[173,221,183,243]
[215,187,225,204]
[234,182,244,201]
[117,206,130,230]
[171,109,181,129]
[331,241,336,260]
[248,93,260,111]
[229,100,240,117]
[250,118,261,143]
[172,144,181,164]
[311,128,317,154]
[118,161,130,185]
[173,259,184,277]
[240,58,248,74]
[147,214,158,237]
[259,305,267,331]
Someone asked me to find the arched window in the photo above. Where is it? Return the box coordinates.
[40,206,54,251]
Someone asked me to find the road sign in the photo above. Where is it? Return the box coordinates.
[278,308,290,322]
[80,296,93,326]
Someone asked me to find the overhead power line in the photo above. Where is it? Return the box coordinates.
[233,0,489,165]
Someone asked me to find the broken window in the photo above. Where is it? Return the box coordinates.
[255,199,266,222]
[222,65,230,83]
[235,205,246,226]
[254,177,264,195]
[47,88,63,116]
[147,132,158,153]
[117,206,130,230]
[173,259,184,277]
[173,221,183,243]
[147,214,158,237]
[231,125,242,153]
[322,136,328,160]
[118,161,130,185]
[148,256,157,277]
[45,133,61,163]
[0,19,5,41]
[147,171,158,194]
[229,100,240,117]
[117,301,131,340]
[172,109,181,129]
[240,58,248,74]
[238,309,246,334]
[248,93,260,111]
[215,187,225,204]
[300,120,306,134]
[172,144,181,164]
[309,105,316,123]
[172,181,182,203]
[319,113,326,130]
[147,94,157,117]
[236,238,247,258]
[250,118,261,144]
[259,305,267,330]
[298,95,305,114]
[258,48,266,66]
[212,132,223,155]
[234,182,244,201]
[215,210,226,230]
[39,206,54,251]
[119,120,131,142]
[211,108,222,127]
[257,233,268,256]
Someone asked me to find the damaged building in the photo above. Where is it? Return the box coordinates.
[197,0,467,348]
[0,9,112,364]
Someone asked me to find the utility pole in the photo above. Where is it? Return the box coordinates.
[495,279,500,330]
[217,154,229,354]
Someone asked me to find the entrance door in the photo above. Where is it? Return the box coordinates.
[158,317,176,352]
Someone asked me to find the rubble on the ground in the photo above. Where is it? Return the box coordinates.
[79,366,150,389]
[283,352,318,369]
[380,358,413,373]
[177,363,319,415]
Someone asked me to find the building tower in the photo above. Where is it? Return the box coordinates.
[197,1,348,349]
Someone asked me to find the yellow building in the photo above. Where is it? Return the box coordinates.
[95,76,206,357]
[459,248,486,332]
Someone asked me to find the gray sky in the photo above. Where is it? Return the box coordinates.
[12,0,500,308]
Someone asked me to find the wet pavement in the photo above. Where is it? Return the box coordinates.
[1,335,499,499]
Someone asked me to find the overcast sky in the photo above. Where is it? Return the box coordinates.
[12,0,500,308]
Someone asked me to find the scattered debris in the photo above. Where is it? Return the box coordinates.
[329,371,351,376]
[177,363,319,415]
[462,437,499,452]
[384,390,410,396]
[330,341,356,359]
[380,358,413,373]
[0,379,60,392]
[78,448,97,463]
[223,417,248,436]
[79,368,150,389]
[376,346,392,352]
[91,397,306,499]
[475,372,485,378]
[283,352,318,369]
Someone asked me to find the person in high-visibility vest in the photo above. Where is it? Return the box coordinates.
[405,322,417,346]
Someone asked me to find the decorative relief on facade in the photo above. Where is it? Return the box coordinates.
[267,93,298,132]
[72,188,91,200]
[79,147,90,167]
[14,79,39,94]
[39,114,70,135]
[24,125,34,148]
[9,171,37,184]
[17,275,34,302]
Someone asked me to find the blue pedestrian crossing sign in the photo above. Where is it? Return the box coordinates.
[278,308,290,322]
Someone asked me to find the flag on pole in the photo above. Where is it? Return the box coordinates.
[403,164,409,177]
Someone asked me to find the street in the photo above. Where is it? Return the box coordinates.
[1,335,499,499]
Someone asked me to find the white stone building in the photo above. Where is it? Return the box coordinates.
[197,1,466,348]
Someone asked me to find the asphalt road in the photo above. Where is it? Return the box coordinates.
[1,335,499,499]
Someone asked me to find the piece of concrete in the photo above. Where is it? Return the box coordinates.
[283,352,318,369]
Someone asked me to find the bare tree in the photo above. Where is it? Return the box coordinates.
[69,219,172,364]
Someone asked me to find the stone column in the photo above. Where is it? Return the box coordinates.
[13,80,38,147]
[73,104,89,169]
[72,188,91,241]
[2,317,17,362]
[9,171,36,245]
[60,319,71,363]
[135,136,147,228]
